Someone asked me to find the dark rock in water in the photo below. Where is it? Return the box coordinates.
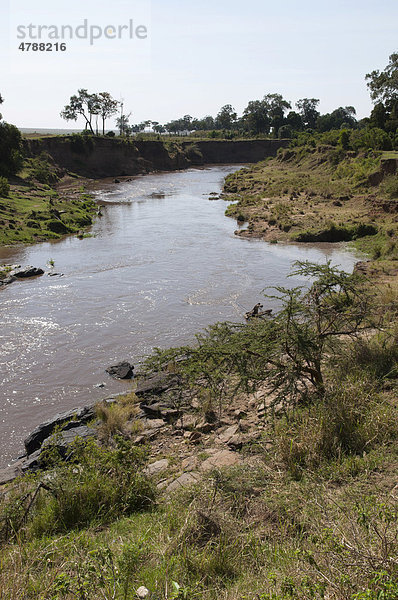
[106,361,134,379]
[13,266,44,279]
[0,275,17,285]
[114,178,120,183]
[24,405,96,455]
[135,372,179,396]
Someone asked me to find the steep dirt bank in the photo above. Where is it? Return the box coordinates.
[23,137,289,178]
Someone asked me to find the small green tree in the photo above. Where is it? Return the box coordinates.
[97,92,118,135]
[145,262,373,414]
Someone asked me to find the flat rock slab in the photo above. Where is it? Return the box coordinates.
[216,425,239,444]
[24,404,97,455]
[165,471,200,493]
[135,373,179,396]
[200,449,241,471]
[145,458,169,476]
[42,426,96,458]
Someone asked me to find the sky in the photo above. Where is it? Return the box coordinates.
[1,0,397,129]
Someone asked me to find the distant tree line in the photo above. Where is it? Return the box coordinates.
[58,52,398,149]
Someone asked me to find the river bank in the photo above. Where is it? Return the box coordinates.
[0,165,360,466]
[0,153,397,599]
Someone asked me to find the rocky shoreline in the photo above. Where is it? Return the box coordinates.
[0,368,268,492]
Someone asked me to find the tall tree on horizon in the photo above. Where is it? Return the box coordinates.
[97,92,118,135]
[60,89,100,134]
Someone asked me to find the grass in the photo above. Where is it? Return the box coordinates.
[0,171,97,246]
[1,139,398,599]
[223,145,398,256]
[1,270,397,599]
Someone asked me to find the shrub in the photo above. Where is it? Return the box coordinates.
[381,175,398,198]
[70,133,94,154]
[351,127,393,151]
[0,437,156,540]
[30,153,59,184]
[0,175,9,197]
[0,122,23,176]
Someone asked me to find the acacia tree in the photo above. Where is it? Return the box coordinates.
[97,92,118,135]
[60,89,100,134]
[144,262,373,415]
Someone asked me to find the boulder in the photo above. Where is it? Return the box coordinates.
[106,361,134,379]
[145,459,169,476]
[200,449,240,471]
[13,266,44,278]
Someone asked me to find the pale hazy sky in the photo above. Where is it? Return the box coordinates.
[1,0,397,128]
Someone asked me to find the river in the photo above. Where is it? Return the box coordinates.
[0,165,360,465]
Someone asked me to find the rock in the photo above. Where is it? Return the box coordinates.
[217,425,239,444]
[20,450,42,472]
[187,431,202,443]
[95,383,106,388]
[181,414,198,429]
[0,275,17,285]
[181,456,199,471]
[227,434,243,449]
[135,372,178,396]
[114,178,121,184]
[165,472,200,493]
[196,420,215,434]
[13,266,44,278]
[106,361,134,379]
[41,426,96,459]
[190,398,200,409]
[141,418,166,431]
[136,586,150,599]
[0,463,23,485]
[234,409,247,420]
[24,404,97,455]
[354,261,371,275]
[145,459,169,476]
[200,449,240,472]
[134,429,161,444]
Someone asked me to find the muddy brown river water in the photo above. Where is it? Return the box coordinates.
[0,166,360,465]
